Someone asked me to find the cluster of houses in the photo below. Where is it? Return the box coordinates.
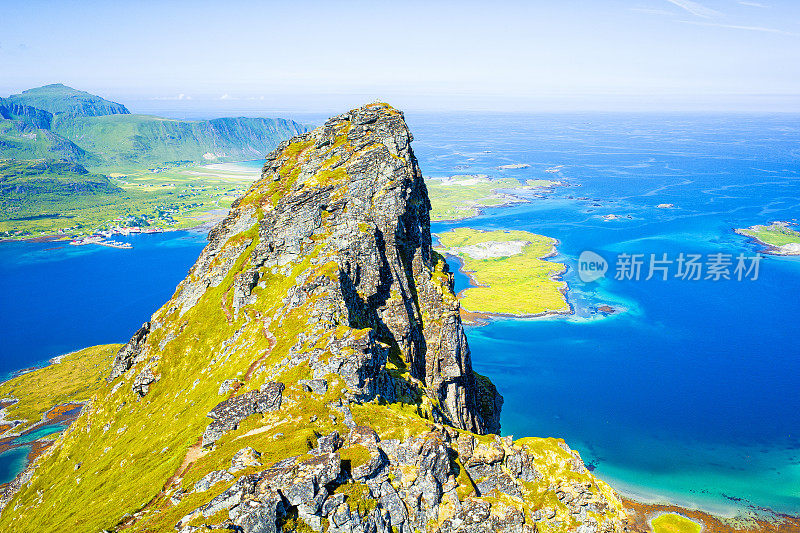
[69,225,164,249]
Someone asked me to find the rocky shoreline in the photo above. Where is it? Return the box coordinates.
[734,228,800,256]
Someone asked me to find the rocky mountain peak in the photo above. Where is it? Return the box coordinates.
[111,101,499,434]
[2,104,630,533]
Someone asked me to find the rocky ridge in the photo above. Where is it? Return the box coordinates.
[0,103,632,533]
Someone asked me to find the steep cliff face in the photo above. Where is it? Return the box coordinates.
[0,97,53,129]
[0,104,630,533]
[51,114,309,166]
[122,103,492,433]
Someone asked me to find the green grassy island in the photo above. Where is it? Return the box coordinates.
[426,174,559,222]
[437,227,570,319]
[735,222,800,255]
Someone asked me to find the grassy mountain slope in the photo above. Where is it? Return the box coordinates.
[0,159,126,234]
[0,159,120,196]
[6,84,130,117]
[0,97,53,129]
[0,119,95,164]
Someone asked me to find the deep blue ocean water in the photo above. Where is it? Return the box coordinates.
[1,113,799,515]
[0,230,207,379]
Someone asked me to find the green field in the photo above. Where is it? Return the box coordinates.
[437,227,570,316]
[426,175,559,221]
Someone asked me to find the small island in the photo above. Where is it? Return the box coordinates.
[735,222,800,256]
[426,174,560,222]
[437,227,570,321]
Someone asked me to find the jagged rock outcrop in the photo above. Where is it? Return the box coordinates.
[111,102,494,435]
[0,103,631,533]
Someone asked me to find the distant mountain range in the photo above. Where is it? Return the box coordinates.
[0,84,308,168]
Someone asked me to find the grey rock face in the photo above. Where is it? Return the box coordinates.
[132,367,157,397]
[230,447,262,472]
[202,383,284,447]
[243,104,492,434]
[107,103,500,436]
[193,469,235,492]
[299,378,328,395]
[108,321,150,381]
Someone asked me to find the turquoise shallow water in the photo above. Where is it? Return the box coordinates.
[0,447,30,485]
[0,113,798,514]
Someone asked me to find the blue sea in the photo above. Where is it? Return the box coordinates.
[1,113,799,516]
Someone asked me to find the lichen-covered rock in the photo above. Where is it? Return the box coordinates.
[230,447,262,473]
[193,469,234,492]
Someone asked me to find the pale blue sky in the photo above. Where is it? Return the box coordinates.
[2,0,799,113]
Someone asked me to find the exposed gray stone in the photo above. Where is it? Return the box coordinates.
[194,469,234,492]
[230,447,262,473]
[132,367,157,397]
[299,378,328,395]
[108,321,150,381]
[202,384,284,447]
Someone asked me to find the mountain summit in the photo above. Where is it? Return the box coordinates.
[0,103,630,533]
[6,83,130,117]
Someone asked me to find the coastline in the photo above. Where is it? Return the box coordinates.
[0,158,261,245]
[623,497,800,533]
[429,179,565,223]
[0,213,226,247]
